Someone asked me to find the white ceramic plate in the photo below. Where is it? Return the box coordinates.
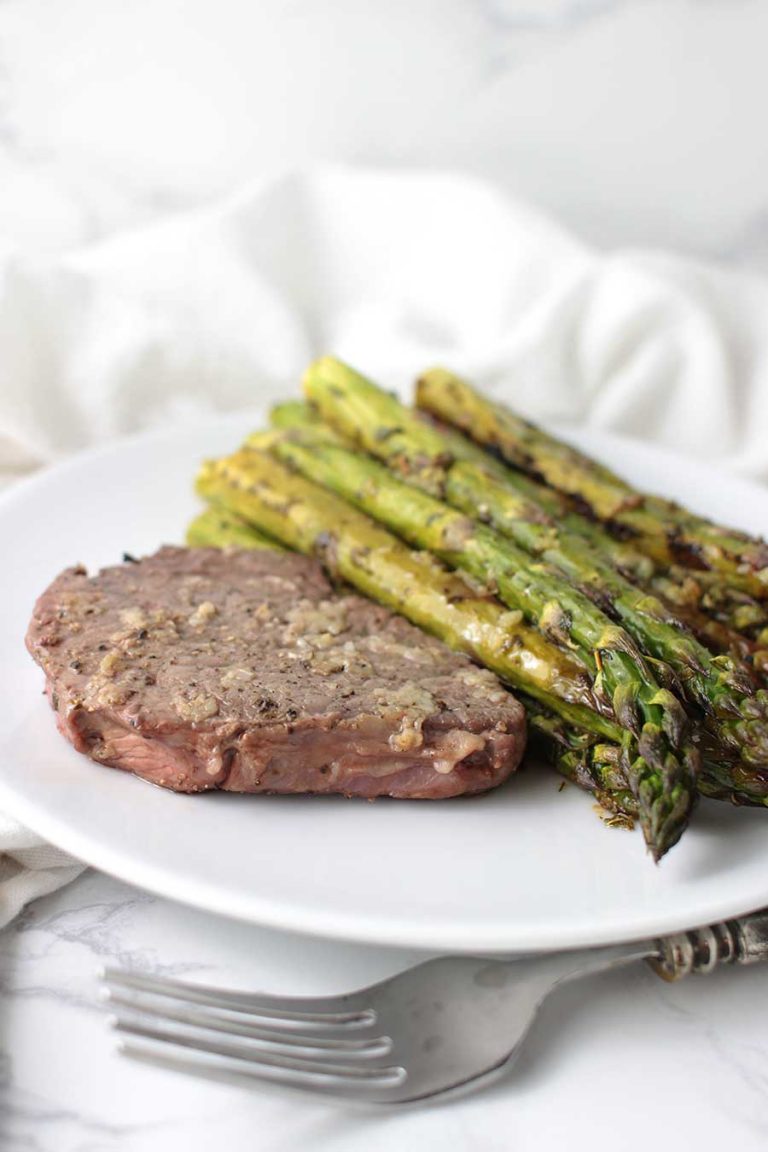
[1,412,767,953]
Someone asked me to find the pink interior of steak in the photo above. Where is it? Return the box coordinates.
[55,691,520,799]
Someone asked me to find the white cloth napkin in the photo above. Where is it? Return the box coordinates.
[2,165,768,925]
[0,813,84,926]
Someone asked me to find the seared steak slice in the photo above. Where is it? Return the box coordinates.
[26,547,526,798]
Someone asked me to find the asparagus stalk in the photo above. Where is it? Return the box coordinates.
[645,587,761,665]
[416,367,768,597]
[195,452,620,740]
[269,400,333,433]
[421,413,768,660]
[525,686,768,811]
[272,397,768,642]
[441,458,768,768]
[569,512,768,635]
[421,389,768,641]
[411,402,768,637]
[265,429,698,859]
[556,723,768,809]
[524,699,639,819]
[186,506,282,550]
[536,713,768,814]
[651,566,768,639]
[301,360,768,777]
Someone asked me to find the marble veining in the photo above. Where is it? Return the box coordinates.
[0,872,767,1151]
[476,0,632,34]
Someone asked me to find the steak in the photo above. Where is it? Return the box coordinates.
[26,547,526,799]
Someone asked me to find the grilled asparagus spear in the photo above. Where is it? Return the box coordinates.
[533,711,768,815]
[416,367,768,597]
[301,360,768,777]
[522,698,639,819]
[570,512,768,638]
[186,506,282,550]
[270,397,768,641]
[270,400,331,432]
[441,458,768,767]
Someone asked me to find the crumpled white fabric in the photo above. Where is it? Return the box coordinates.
[0,812,84,927]
[2,165,768,925]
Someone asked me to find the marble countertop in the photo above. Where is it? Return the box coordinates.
[2,1,768,1148]
[3,872,768,1152]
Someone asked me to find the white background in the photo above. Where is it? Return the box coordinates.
[2,0,768,267]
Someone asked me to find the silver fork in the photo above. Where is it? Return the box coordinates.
[103,908,768,1105]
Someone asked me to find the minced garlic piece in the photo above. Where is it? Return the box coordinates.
[99,649,121,677]
[189,601,218,627]
[372,682,437,718]
[455,666,510,704]
[120,607,149,630]
[388,720,425,753]
[174,693,219,721]
[220,667,254,689]
[283,599,349,644]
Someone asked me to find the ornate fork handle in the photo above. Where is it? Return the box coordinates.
[651,909,768,980]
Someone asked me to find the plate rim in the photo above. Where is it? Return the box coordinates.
[0,767,766,952]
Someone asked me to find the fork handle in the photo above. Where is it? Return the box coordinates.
[650,908,768,981]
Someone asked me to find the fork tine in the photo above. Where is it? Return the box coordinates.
[106,990,391,1057]
[102,968,372,1027]
[111,1016,404,1085]
[118,1040,402,1102]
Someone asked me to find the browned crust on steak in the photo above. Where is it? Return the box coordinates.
[26,547,526,798]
